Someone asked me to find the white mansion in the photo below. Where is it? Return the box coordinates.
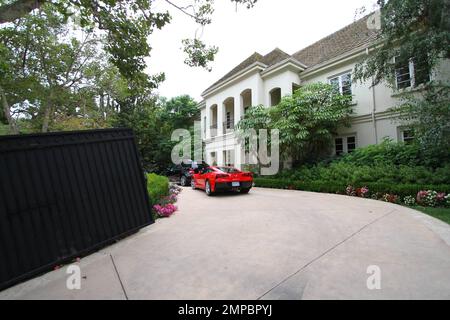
[198,13,450,168]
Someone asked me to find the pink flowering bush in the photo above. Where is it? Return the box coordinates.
[382,193,399,203]
[436,192,446,205]
[356,186,369,198]
[342,185,449,208]
[153,203,178,217]
[415,190,450,207]
[416,190,429,206]
[148,179,182,219]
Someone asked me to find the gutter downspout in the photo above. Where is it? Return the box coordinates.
[371,77,378,144]
[367,48,378,144]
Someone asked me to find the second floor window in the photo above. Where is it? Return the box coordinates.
[395,55,430,90]
[329,73,352,96]
[226,111,233,129]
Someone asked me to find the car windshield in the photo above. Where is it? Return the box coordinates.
[216,167,240,173]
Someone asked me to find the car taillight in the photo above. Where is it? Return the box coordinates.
[242,172,253,177]
[216,174,229,179]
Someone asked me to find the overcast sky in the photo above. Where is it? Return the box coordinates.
[147,0,378,101]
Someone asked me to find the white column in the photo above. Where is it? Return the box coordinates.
[234,95,242,127]
[217,148,224,166]
[235,143,243,170]
[217,102,224,136]
[205,106,211,140]
[202,105,211,139]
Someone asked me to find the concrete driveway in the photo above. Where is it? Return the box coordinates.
[2,187,450,300]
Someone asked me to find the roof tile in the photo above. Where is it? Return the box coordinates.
[202,13,379,96]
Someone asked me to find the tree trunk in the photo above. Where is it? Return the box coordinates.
[0,85,19,134]
[0,0,46,24]
[42,99,52,133]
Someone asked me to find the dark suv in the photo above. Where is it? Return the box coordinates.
[167,160,209,186]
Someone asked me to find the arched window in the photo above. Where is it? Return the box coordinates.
[269,87,281,106]
[222,97,235,133]
[240,89,252,116]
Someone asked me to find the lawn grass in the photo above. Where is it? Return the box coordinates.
[412,206,450,225]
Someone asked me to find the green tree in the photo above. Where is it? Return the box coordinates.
[0,0,257,79]
[354,0,450,164]
[392,84,450,167]
[158,94,199,129]
[271,83,353,164]
[237,83,353,166]
[354,0,450,86]
[111,94,199,172]
[0,6,107,132]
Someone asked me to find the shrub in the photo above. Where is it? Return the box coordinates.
[336,139,430,167]
[146,173,169,205]
[417,190,439,207]
[271,162,447,186]
[445,194,450,207]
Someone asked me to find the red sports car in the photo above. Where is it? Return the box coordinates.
[191,166,253,196]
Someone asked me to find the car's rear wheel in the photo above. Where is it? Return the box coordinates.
[180,175,187,186]
[205,181,213,196]
[240,188,251,194]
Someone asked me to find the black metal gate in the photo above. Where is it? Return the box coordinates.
[0,128,153,290]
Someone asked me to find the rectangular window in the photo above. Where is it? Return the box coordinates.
[395,58,411,89]
[347,136,356,153]
[335,138,344,156]
[329,72,352,96]
[402,129,414,144]
[341,73,352,96]
[330,77,340,94]
[335,136,356,155]
[395,55,430,89]
[226,112,231,129]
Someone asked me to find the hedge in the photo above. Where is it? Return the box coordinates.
[254,178,450,198]
[146,173,169,205]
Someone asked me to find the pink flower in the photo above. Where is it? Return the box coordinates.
[416,190,428,205]
[153,203,178,217]
[437,193,446,203]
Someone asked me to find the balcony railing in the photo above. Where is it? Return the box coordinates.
[210,124,218,137]
[223,118,235,134]
[207,118,236,138]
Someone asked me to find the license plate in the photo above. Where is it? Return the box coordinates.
[232,182,240,187]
